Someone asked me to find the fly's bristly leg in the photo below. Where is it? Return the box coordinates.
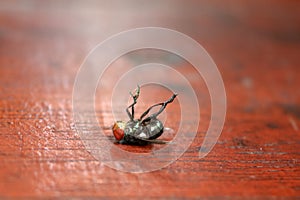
[126,85,140,120]
[140,93,177,123]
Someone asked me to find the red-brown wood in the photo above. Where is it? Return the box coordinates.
[1,0,300,198]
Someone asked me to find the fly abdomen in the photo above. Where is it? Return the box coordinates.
[145,118,164,139]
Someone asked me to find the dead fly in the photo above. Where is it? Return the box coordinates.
[112,85,177,145]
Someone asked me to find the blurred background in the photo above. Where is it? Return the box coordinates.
[0,0,299,198]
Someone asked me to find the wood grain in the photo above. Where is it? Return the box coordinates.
[0,0,300,198]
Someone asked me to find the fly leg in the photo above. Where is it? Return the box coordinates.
[140,93,177,123]
[126,85,140,120]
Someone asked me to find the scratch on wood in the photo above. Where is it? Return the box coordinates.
[288,116,299,131]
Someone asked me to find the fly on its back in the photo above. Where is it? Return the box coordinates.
[112,85,177,145]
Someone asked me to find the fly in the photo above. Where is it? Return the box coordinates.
[112,85,177,145]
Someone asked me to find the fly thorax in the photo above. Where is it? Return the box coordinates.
[125,120,142,135]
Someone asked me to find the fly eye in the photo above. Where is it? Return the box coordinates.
[113,129,124,141]
[113,127,124,141]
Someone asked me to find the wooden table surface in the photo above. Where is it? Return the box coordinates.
[1,0,300,198]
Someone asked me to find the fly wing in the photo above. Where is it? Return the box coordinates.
[125,119,171,144]
[131,136,168,144]
[134,127,174,144]
[140,127,175,144]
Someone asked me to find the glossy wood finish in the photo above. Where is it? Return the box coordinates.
[0,0,299,198]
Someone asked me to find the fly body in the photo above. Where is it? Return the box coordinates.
[112,85,177,145]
